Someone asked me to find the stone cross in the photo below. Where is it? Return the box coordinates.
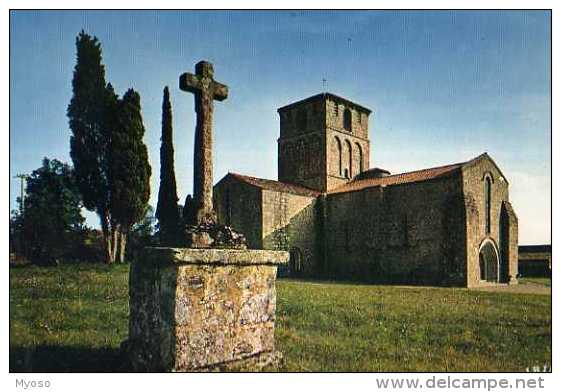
[180,61,228,225]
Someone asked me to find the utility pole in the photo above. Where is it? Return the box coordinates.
[13,174,27,260]
[14,174,27,213]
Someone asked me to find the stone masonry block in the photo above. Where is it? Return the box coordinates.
[125,247,288,372]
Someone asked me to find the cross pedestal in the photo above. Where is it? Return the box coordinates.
[124,248,288,371]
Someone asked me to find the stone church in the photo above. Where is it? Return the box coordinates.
[214,93,518,287]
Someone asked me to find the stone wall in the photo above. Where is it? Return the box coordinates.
[126,248,288,372]
[461,155,517,286]
[325,96,369,139]
[278,98,327,191]
[323,175,467,285]
[278,99,325,139]
[214,177,262,248]
[325,129,370,191]
[325,95,371,191]
[277,94,372,192]
[262,189,319,276]
[501,201,519,282]
[278,131,325,191]
[215,177,319,276]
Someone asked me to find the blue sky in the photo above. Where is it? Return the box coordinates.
[9,10,551,244]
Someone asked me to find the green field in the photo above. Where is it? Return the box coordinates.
[10,263,551,372]
[520,277,552,287]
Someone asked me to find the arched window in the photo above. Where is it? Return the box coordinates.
[485,176,492,234]
[334,137,342,176]
[345,139,352,178]
[355,143,363,174]
[343,108,352,132]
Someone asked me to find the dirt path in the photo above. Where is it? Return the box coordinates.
[474,282,551,295]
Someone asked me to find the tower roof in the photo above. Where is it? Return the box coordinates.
[277,92,372,114]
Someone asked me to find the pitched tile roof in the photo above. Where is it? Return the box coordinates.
[227,173,321,197]
[224,154,497,197]
[328,160,469,195]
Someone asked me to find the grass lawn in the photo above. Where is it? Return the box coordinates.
[519,277,552,287]
[10,263,551,372]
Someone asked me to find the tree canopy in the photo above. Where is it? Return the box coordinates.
[67,31,151,263]
[21,158,85,264]
[110,88,152,261]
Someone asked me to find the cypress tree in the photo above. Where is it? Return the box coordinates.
[110,89,152,262]
[155,86,181,245]
[67,31,114,263]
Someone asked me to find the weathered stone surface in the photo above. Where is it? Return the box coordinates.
[276,93,371,192]
[183,222,248,249]
[214,92,520,288]
[323,175,467,285]
[461,155,518,287]
[180,60,228,226]
[126,247,288,372]
[178,61,248,249]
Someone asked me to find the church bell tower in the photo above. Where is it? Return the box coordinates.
[277,93,372,192]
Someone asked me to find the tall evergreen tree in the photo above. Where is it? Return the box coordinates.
[67,31,115,263]
[155,86,181,245]
[110,89,152,262]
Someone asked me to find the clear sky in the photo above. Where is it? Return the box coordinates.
[9,10,551,244]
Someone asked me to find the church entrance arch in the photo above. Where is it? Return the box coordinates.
[479,239,500,283]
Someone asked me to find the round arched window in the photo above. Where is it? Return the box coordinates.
[343,108,352,132]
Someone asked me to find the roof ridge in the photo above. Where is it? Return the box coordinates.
[352,160,468,184]
[227,172,321,196]
[329,155,485,195]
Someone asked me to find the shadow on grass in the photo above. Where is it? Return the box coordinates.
[10,345,131,373]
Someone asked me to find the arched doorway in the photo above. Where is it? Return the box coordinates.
[289,247,303,277]
[479,239,500,283]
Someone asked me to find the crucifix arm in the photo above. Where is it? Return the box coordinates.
[212,82,228,101]
[179,73,200,94]
[180,73,228,101]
